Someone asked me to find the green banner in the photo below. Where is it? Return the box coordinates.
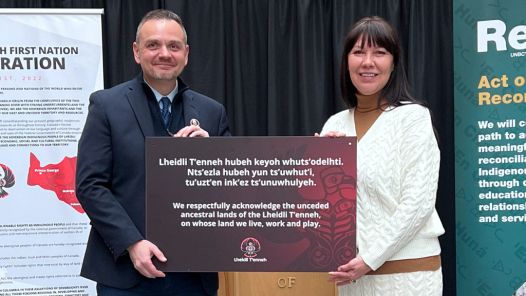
[454,0,526,295]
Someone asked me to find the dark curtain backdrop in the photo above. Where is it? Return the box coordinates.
[0,0,455,295]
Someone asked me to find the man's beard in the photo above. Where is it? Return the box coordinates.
[152,71,179,81]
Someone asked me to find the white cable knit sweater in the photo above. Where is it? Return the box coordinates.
[321,103,445,271]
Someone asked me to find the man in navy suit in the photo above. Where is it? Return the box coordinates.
[76,9,230,296]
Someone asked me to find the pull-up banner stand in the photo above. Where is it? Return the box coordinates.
[454,0,526,295]
[0,9,104,296]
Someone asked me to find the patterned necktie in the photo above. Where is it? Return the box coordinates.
[160,97,171,129]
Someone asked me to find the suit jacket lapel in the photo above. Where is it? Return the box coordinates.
[182,91,199,126]
[127,78,155,138]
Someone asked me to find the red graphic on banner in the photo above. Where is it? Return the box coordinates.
[301,166,356,269]
[0,163,16,198]
[293,139,356,269]
[27,153,84,213]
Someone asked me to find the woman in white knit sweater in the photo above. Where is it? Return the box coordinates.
[322,16,445,295]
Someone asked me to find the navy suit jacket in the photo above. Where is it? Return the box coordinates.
[76,76,230,293]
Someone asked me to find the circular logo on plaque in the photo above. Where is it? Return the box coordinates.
[241,237,261,258]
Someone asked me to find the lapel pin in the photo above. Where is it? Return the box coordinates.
[190,118,200,127]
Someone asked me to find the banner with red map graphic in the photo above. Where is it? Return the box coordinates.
[0,9,103,296]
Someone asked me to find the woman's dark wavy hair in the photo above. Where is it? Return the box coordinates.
[340,16,420,108]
